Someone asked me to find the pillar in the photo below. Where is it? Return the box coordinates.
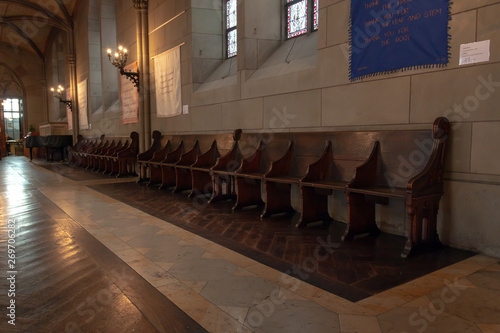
[133,0,151,152]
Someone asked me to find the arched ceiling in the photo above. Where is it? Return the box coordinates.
[0,0,77,59]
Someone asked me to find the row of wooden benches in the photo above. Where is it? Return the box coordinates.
[68,132,139,177]
[67,117,450,257]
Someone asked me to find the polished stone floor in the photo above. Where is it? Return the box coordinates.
[1,156,500,333]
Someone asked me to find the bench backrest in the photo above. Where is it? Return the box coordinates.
[161,133,238,159]
[370,129,438,188]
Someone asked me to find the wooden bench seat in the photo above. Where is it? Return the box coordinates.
[297,133,379,227]
[232,139,292,211]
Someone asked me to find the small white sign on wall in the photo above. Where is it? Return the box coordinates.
[459,40,490,66]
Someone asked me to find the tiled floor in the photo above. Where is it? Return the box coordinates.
[2,156,500,332]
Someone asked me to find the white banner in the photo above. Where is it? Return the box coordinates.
[66,88,72,131]
[121,62,139,124]
[154,46,182,117]
[77,79,89,130]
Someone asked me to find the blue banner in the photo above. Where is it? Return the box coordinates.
[350,0,450,81]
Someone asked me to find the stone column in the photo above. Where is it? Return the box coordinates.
[66,26,79,144]
[133,0,150,152]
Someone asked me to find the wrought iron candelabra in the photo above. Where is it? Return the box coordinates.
[107,45,140,91]
[50,85,72,110]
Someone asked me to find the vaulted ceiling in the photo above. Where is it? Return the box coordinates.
[0,0,77,59]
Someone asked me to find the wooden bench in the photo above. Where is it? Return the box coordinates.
[137,131,164,183]
[156,131,240,197]
[85,137,112,170]
[209,130,244,203]
[98,138,126,173]
[298,133,378,227]
[70,135,103,167]
[87,136,129,172]
[343,117,450,257]
[79,135,105,168]
[158,140,184,189]
[138,118,449,257]
[230,136,291,212]
[67,135,84,165]
[105,132,140,177]
[73,132,138,177]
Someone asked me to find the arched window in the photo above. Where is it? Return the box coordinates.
[286,0,318,39]
[226,0,237,58]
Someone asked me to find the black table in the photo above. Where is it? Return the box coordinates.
[25,135,73,161]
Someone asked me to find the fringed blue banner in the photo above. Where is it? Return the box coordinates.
[350,0,451,81]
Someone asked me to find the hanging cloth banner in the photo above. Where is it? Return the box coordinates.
[66,88,72,131]
[350,0,451,81]
[77,79,89,130]
[121,62,139,124]
[154,45,182,117]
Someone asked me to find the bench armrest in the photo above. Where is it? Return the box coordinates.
[237,141,264,173]
[347,141,379,188]
[192,141,219,167]
[162,141,184,163]
[138,145,156,160]
[138,131,163,161]
[212,143,241,172]
[149,141,172,162]
[407,117,450,194]
[265,141,294,178]
[176,141,200,165]
[300,141,332,182]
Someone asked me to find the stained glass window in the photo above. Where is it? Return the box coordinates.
[313,0,318,31]
[226,0,237,58]
[286,0,318,39]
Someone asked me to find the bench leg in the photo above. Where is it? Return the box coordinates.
[233,177,264,210]
[159,166,176,189]
[103,158,111,174]
[343,192,379,241]
[148,166,162,186]
[403,197,442,258]
[261,181,295,218]
[209,174,236,203]
[109,159,118,176]
[137,162,149,183]
[189,170,213,198]
[117,160,127,177]
[173,169,192,193]
[296,186,332,227]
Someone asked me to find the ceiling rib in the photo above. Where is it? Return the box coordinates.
[0,0,70,30]
[0,20,44,59]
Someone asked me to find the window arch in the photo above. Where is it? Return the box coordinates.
[286,0,318,39]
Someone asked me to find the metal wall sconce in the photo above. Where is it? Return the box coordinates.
[107,45,140,92]
[50,85,72,110]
